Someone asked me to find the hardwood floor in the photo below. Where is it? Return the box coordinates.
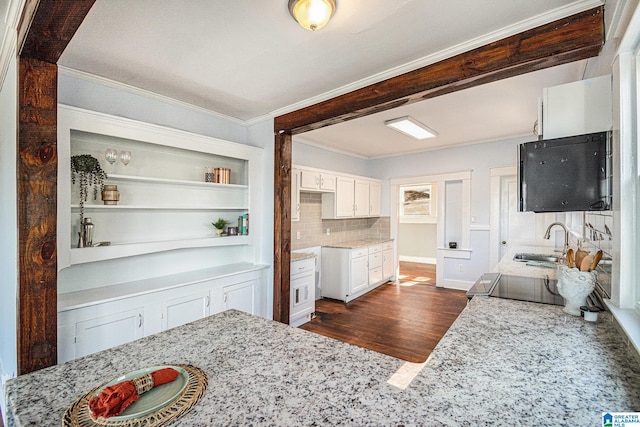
[300,261,468,363]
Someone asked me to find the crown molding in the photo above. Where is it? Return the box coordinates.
[59,1,603,129]
[58,65,246,126]
[265,0,604,121]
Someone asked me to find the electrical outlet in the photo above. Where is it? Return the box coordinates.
[326,228,330,235]
[296,231,301,240]
[458,264,463,272]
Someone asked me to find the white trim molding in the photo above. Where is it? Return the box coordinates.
[0,0,24,88]
[390,170,472,289]
[489,165,517,270]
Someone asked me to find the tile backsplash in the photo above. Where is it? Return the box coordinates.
[291,192,390,251]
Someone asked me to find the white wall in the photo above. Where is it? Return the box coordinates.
[372,136,534,222]
[292,140,371,177]
[0,41,17,421]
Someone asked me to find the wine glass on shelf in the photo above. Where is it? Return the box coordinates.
[105,148,117,173]
[120,150,131,167]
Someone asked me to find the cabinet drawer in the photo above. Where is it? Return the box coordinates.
[369,267,383,285]
[368,244,382,254]
[382,241,393,251]
[291,258,315,276]
[351,248,368,258]
[368,251,382,269]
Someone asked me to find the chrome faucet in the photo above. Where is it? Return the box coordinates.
[543,222,569,255]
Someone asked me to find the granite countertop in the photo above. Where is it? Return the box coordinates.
[291,252,316,261]
[323,238,393,249]
[7,301,640,426]
[494,245,561,279]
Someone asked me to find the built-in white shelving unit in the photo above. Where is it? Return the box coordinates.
[57,105,263,269]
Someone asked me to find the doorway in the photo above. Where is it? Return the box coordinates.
[489,165,556,269]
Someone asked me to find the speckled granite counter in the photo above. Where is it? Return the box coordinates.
[322,238,393,249]
[291,252,316,261]
[494,245,561,279]
[7,300,640,426]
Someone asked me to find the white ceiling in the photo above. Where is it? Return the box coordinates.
[57,0,602,158]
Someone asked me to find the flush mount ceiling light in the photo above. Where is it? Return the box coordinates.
[385,116,438,140]
[288,0,336,31]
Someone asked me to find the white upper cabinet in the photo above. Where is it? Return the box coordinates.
[334,176,356,217]
[354,179,371,217]
[299,169,336,192]
[369,181,381,217]
[57,106,263,269]
[294,164,381,219]
[542,75,612,140]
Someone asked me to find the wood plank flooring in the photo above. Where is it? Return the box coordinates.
[300,261,468,363]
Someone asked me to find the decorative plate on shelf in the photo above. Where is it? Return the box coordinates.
[62,364,208,427]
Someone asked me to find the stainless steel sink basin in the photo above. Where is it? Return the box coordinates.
[513,253,559,263]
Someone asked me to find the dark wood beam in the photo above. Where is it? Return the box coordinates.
[19,0,96,62]
[17,58,58,374]
[274,6,604,134]
[273,132,292,323]
[272,7,605,323]
[17,0,95,375]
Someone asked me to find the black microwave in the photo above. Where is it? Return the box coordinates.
[518,131,612,212]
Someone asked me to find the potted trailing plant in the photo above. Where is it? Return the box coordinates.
[71,154,107,224]
[212,218,228,236]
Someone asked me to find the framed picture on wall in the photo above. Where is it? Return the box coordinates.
[399,184,436,222]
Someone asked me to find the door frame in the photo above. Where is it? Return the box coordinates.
[489,165,517,270]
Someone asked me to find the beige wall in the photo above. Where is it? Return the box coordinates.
[399,223,437,260]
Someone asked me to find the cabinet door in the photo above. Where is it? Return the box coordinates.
[383,248,394,280]
[290,272,314,320]
[291,168,300,221]
[335,177,355,217]
[319,173,336,191]
[223,279,256,315]
[161,292,210,330]
[369,181,381,216]
[350,255,369,294]
[300,170,321,190]
[354,180,370,217]
[75,308,144,359]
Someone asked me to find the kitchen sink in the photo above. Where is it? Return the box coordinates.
[513,253,560,263]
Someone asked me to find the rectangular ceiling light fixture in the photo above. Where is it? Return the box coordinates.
[385,116,438,140]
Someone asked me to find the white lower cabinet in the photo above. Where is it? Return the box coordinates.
[161,291,210,331]
[290,257,316,327]
[382,241,394,279]
[223,279,257,315]
[58,265,267,363]
[321,242,394,303]
[64,308,145,362]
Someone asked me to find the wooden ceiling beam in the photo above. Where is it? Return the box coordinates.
[17,0,95,374]
[19,0,96,62]
[274,6,605,134]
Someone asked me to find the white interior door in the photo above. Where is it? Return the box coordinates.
[499,175,556,259]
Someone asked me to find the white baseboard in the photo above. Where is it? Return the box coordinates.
[399,255,436,264]
[436,278,474,291]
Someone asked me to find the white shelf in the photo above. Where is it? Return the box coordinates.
[106,174,248,189]
[58,106,263,269]
[69,236,252,265]
[72,204,248,211]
